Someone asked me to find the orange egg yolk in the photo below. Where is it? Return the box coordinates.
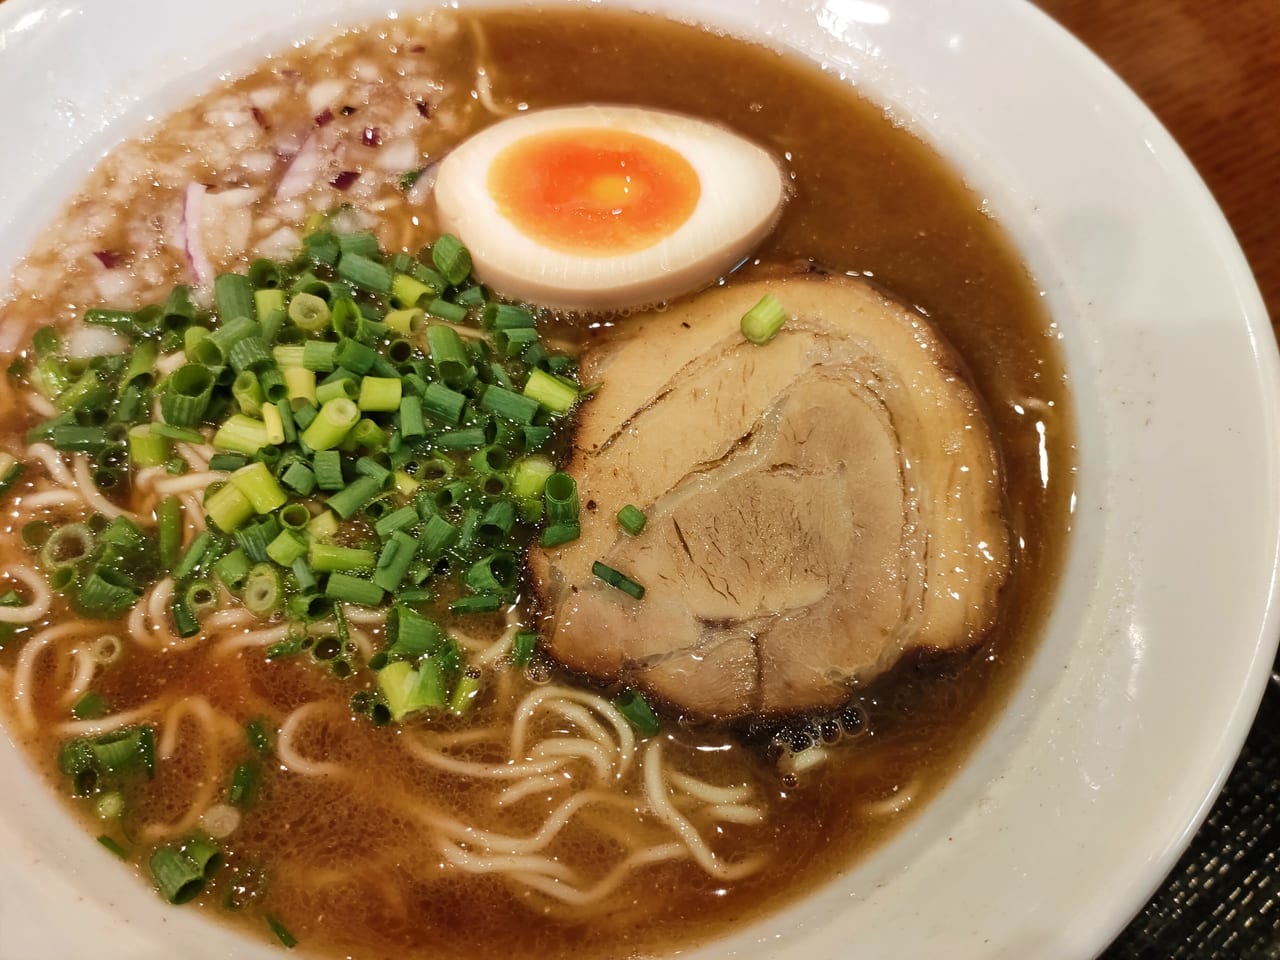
[487,127,701,255]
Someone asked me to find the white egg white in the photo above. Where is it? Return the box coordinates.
[432,104,786,312]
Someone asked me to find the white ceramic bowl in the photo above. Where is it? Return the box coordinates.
[1,1,1277,958]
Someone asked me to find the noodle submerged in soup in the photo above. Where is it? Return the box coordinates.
[0,9,1075,959]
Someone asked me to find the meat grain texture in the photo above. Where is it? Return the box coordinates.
[530,274,1009,719]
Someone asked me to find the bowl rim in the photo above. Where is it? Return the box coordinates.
[0,1,1277,959]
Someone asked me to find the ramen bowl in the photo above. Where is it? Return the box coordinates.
[0,1,1276,959]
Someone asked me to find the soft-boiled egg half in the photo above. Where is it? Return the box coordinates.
[432,104,786,312]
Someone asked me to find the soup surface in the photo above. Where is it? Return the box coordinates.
[0,8,1074,960]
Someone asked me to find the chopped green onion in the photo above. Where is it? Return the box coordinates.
[94,791,125,820]
[617,504,647,536]
[464,550,518,595]
[311,450,345,491]
[207,452,247,472]
[281,459,317,496]
[409,658,448,710]
[539,522,580,548]
[426,298,468,323]
[120,339,159,391]
[215,272,255,323]
[258,365,286,405]
[72,691,110,720]
[246,718,272,754]
[420,382,466,424]
[301,339,338,373]
[335,338,378,374]
[510,454,555,502]
[288,292,331,332]
[399,395,426,438]
[454,285,486,307]
[295,402,320,433]
[156,496,183,571]
[448,594,502,614]
[150,846,206,904]
[592,560,645,600]
[323,572,383,607]
[337,252,394,295]
[392,273,434,308]
[358,376,402,412]
[242,564,282,617]
[425,324,470,385]
[283,367,317,407]
[309,542,375,573]
[544,472,579,526]
[0,454,23,501]
[149,422,205,444]
[343,231,382,259]
[469,444,511,475]
[419,514,459,558]
[373,530,418,592]
[204,482,255,533]
[172,593,199,640]
[382,606,445,662]
[495,325,540,357]
[324,474,383,519]
[481,384,539,424]
[315,376,360,405]
[615,689,661,735]
[227,337,272,375]
[266,914,298,949]
[740,294,788,345]
[79,568,139,617]
[511,630,537,667]
[228,761,260,808]
[230,460,290,514]
[482,302,535,329]
[174,530,218,580]
[448,668,482,715]
[184,579,219,616]
[523,368,579,414]
[213,414,270,457]
[300,397,359,451]
[385,306,423,335]
[477,500,517,542]
[277,502,311,530]
[232,371,265,417]
[266,528,308,567]
[374,505,419,538]
[228,461,287,514]
[377,660,417,720]
[97,834,128,859]
[40,522,95,569]
[49,424,111,454]
[255,288,285,322]
[431,233,472,286]
[266,634,305,659]
[234,516,280,564]
[212,547,252,589]
[161,364,216,427]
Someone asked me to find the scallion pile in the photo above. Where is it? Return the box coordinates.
[17,225,585,720]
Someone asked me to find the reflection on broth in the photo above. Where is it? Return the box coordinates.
[0,8,1074,960]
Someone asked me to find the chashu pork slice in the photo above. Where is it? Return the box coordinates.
[529,274,1009,720]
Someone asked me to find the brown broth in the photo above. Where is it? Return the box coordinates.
[0,8,1074,960]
